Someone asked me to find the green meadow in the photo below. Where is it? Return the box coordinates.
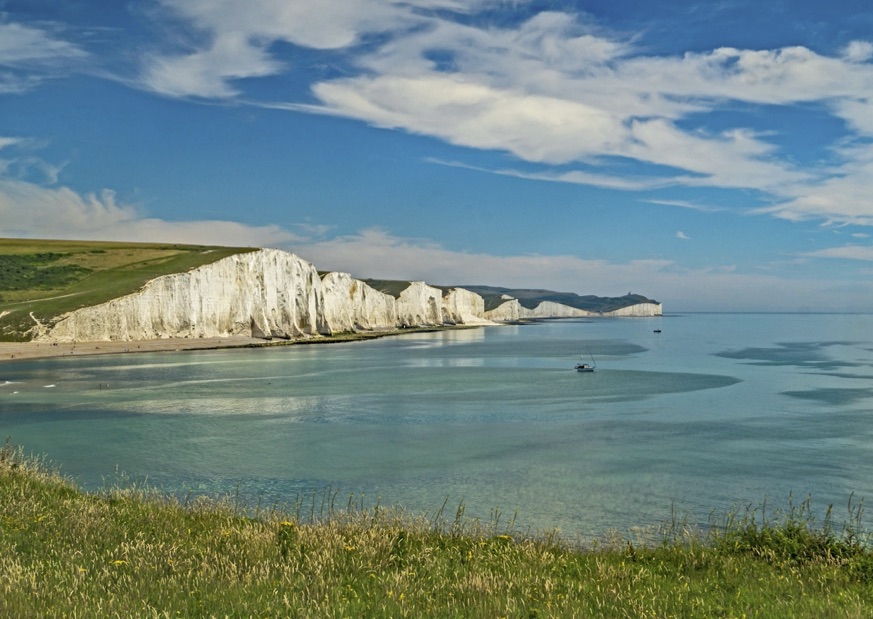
[1,442,871,618]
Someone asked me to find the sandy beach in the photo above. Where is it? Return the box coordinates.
[0,327,457,364]
[0,336,274,363]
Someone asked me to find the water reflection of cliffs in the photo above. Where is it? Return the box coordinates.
[34,248,662,343]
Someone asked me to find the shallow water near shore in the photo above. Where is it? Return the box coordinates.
[2,313,873,540]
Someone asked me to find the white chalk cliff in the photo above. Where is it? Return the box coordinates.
[485,298,662,321]
[441,287,491,325]
[32,248,662,343]
[320,271,397,332]
[484,297,520,322]
[36,249,326,342]
[517,301,595,319]
[396,282,444,327]
[600,302,662,317]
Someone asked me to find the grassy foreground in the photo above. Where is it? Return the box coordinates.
[1,445,872,618]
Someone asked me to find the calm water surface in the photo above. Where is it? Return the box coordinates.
[2,313,872,539]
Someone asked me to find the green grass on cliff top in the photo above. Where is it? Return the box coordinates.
[2,441,872,618]
[0,238,256,341]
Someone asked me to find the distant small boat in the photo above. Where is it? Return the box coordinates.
[653,329,662,333]
[575,351,596,372]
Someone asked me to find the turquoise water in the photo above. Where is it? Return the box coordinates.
[2,314,872,539]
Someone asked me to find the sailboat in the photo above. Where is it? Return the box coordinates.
[574,351,597,373]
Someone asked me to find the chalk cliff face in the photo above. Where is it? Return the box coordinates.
[441,288,490,325]
[39,249,327,342]
[320,272,396,332]
[516,301,663,318]
[485,297,520,322]
[518,301,595,319]
[32,248,662,343]
[394,282,443,327]
[486,300,662,320]
[603,302,663,317]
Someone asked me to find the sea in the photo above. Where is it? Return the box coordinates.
[2,313,872,541]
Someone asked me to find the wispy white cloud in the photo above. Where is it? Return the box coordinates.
[0,178,299,246]
[142,0,507,97]
[314,74,627,165]
[0,21,87,92]
[0,136,306,246]
[676,231,690,240]
[0,137,64,184]
[644,199,725,213]
[295,227,675,289]
[143,31,281,98]
[804,245,873,261]
[758,148,873,226]
[0,137,23,151]
[425,158,681,191]
[314,25,873,223]
[0,22,86,65]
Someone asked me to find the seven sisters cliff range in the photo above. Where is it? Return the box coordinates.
[17,248,660,343]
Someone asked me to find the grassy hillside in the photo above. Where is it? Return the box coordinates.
[0,238,256,341]
[459,286,660,313]
[1,443,872,617]
[361,278,418,299]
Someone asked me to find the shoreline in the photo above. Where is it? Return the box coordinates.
[0,326,463,364]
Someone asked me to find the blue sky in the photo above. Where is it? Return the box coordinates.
[2,1,873,311]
